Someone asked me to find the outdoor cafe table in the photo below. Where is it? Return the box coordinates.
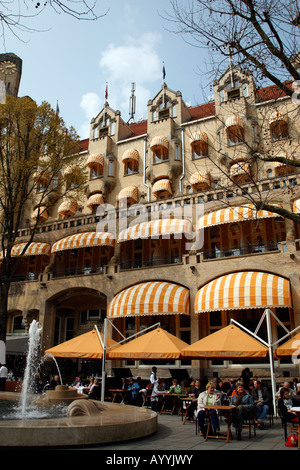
[109,388,129,403]
[160,393,188,415]
[202,405,236,443]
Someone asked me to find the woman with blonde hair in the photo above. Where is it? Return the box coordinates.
[197,381,221,435]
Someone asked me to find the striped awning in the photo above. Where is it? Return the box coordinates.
[195,271,291,313]
[269,111,287,125]
[121,148,139,163]
[150,136,169,152]
[118,186,138,203]
[31,206,49,222]
[230,162,251,177]
[190,171,211,189]
[118,218,193,243]
[57,200,78,217]
[32,169,50,183]
[197,204,281,230]
[274,151,294,168]
[152,179,172,196]
[225,115,244,129]
[87,154,104,168]
[0,242,51,260]
[190,131,208,144]
[51,231,115,253]
[293,199,300,213]
[107,281,190,318]
[87,193,104,210]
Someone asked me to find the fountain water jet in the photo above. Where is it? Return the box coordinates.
[0,320,157,446]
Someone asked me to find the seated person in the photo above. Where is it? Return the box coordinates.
[151,378,166,412]
[278,388,299,423]
[230,383,255,440]
[251,380,272,428]
[87,378,100,400]
[72,377,82,388]
[49,375,61,389]
[187,380,202,420]
[197,381,221,435]
[168,379,182,394]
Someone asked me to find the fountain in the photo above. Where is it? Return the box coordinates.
[0,321,157,447]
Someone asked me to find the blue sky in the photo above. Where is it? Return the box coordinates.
[3,1,211,139]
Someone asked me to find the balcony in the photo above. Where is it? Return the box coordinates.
[120,254,182,271]
[51,265,105,278]
[202,241,280,260]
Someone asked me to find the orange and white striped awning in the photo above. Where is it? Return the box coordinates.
[190,131,208,144]
[58,200,78,217]
[32,169,50,183]
[31,206,49,222]
[121,148,139,163]
[230,162,251,177]
[107,281,190,318]
[225,115,244,129]
[150,136,169,152]
[152,179,172,196]
[118,186,138,203]
[269,111,287,125]
[197,204,281,230]
[195,271,291,313]
[51,231,115,253]
[0,242,51,260]
[87,193,104,210]
[190,171,211,188]
[87,154,104,168]
[274,151,294,168]
[293,199,300,213]
[118,218,193,243]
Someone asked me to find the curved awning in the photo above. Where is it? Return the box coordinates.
[87,193,104,210]
[0,242,51,260]
[225,115,244,129]
[32,169,50,183]
[293,199,300,213]
[230,162,251,177]
[190,170,211,189]
[190,131,208,144]
[87,154,104,168]
[121,148,139,163]
[31,206,49,222]
[51,231,115,253]
[274,151,294,168]
[118,218,193,243]
[197,204,281,230]
[107,281,190,318]
[57,200,78,217]
[150,136,169,152]
[269,111,287,125]
[118,186,138,203]
[152,178,172,196]
[195,271,291,313]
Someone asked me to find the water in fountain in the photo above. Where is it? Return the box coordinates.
[1,320,67,420]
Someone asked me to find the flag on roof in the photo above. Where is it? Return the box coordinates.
[105,82,108,100]
[162,62,166,80]
[56,101,60,115]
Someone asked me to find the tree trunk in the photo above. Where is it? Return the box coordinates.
[0,282,10,344]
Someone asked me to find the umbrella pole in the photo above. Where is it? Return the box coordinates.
[99,320,107,402]
[265,309,277,418]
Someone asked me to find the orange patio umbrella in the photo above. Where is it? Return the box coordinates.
[275,331,300,358]
[107,327,189,360]
[45,328,116,360]
[181,324,269,359]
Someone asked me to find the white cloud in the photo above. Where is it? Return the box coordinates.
[79,32,163,135]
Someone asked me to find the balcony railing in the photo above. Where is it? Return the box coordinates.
[120,255,182,271]
[51,265,105,278]
[202,241,280,260]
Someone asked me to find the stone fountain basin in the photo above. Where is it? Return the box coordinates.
[0,393,157,447]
